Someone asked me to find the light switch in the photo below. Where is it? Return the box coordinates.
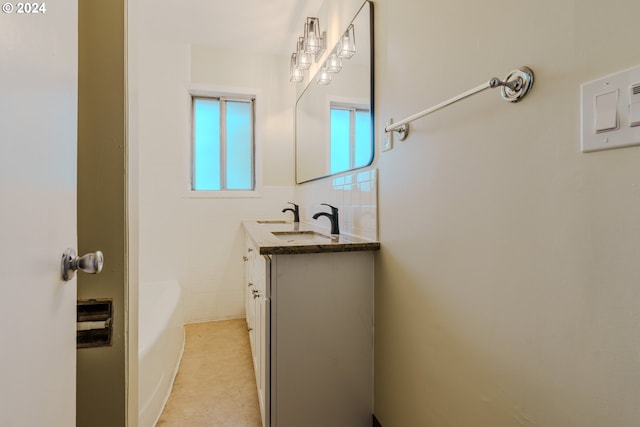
[595,90,618,132]
[630,103,640,127]
[580,64,640,152]
[630,83,640,127]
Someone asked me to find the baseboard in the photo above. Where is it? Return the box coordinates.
[373,414,383,427]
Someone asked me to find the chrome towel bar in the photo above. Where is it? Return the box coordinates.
[384,66,534,141]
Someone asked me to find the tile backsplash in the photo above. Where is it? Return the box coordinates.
[294,169,378,240]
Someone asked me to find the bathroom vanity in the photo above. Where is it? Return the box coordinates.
[243,220,379,427]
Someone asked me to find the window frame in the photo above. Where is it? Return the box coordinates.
[188,89,259,197]
[191,95,255,191]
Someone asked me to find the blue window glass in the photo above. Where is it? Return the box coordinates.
[193,98,221,190]
[330,108,351,174]
[330,105,372,174]
[192,96,254,191]
[226,101,253,190]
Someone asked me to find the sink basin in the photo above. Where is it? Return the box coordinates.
[257,220,288,224]
[272,231,331,242]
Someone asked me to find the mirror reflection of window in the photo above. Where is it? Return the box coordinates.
[330,104,372,174]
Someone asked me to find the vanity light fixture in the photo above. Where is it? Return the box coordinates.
[295,37,312,71]
[303,17,324,55]
[337,24,356,59]
[289,53,304,82]
[316,66,331,85]
[288,16,326,83]
[326,53,343,73]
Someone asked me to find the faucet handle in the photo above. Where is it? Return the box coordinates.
[284,202,300,222]
[320,203,338,213]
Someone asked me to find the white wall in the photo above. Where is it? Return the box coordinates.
[372,0,640,426]
[136,41,295,322]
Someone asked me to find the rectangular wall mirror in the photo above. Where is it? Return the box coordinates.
[295,1,373,184]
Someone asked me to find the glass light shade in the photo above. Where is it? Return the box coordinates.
[295,38,312,70]
[289,53,304,82]
[326,53,342,73]
[337,24,356,59]
[303,17,322,54]
[316,66,331,85]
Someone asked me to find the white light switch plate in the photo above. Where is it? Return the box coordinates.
[581,65,640,152]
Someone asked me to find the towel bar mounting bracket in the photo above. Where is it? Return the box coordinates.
[492,66,534,103]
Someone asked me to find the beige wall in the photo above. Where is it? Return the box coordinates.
[77,0,127,425]
[373,0,640,426]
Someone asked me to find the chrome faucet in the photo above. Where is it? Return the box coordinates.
[312,203,339,235]
[282,202,300,222]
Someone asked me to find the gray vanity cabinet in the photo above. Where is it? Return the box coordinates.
[244,235,375,427]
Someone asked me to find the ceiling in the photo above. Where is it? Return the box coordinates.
[137,0,326,55]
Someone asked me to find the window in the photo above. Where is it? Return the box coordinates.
[192,95,255,191]
[329,103,372,174]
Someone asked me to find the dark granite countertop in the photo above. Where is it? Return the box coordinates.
[243,220,381,255]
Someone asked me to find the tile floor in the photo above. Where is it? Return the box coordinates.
[156,319,262,427]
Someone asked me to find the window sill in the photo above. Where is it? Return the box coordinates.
[183,190,263,199]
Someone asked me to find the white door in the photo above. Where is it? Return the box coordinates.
[0,2,78,425]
